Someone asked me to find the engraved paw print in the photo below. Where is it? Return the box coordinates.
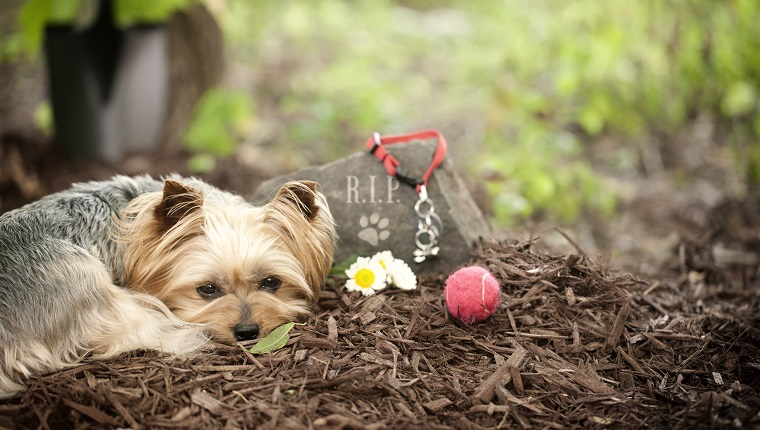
[358,212,390,246]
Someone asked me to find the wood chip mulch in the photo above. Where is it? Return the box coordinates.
[1,234,758,429]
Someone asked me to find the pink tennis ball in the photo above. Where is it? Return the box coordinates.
[444,266,501,324]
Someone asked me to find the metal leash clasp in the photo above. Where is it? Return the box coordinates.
[413,185,442,263]
[367,130,448,264]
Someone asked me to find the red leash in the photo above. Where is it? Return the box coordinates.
[365,129,448,194]
[365,129,448,262]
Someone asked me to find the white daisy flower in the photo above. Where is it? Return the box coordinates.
[388,258,417,290]
[345,256,387,296]
[370,250,395,282]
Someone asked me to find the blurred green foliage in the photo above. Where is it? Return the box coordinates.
[15,0,81,56]
[113,0,195,27]
[15,0,197,55]
[33,101,53,137]
[183,87,255,173]
[7,0,760,226]
[213,0,759,226]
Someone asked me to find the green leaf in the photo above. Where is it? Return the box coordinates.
[115,0,196,28]
[183,87,254,157]
[33,101,53,136]
[18,0,80,54]
[721,81,757,117]
[187,153,216,174]
[16,0,194,56]
[249,322,297,355]
[577,106,604,136]
[48,0,81,22]
[330,255,359,276]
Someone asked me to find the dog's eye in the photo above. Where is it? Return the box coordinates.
[197,283,224,299]
[259,276,281,292]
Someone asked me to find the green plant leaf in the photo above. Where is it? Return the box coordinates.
[249,322,297,355]
[33,101,53,137]
[18,0,83,54]
[721,81,757,117]
[115,0,196,27]
[15,0,196,57]
[187,153,216,174]
[183,87,254,158]
[330,255,360,276]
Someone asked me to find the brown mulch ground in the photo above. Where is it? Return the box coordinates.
[1,209,758,429]
[2,133,759,429]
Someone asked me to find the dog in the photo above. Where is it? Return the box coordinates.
[0,175,336,397]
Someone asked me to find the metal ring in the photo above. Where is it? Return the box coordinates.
[429,212,443,236]
[414,198,435,218]
[418,217,438,233]
[415,228,437,249]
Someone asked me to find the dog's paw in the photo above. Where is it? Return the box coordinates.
[357,212,390,246]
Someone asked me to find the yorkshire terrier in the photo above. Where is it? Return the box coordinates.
[0,175,336,397]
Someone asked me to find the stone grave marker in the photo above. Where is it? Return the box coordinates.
[251,139,491,274]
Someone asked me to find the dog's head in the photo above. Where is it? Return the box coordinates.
[120,179,336,343]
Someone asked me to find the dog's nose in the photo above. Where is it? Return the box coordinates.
[233,323,260,341]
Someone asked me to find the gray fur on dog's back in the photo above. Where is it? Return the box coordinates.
[0,175,165,339]
[0,175,162,287]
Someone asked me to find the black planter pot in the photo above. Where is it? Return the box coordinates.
[43,0,168,162]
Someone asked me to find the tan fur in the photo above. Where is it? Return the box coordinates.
[119,180,336,344]
[0,246,208,398]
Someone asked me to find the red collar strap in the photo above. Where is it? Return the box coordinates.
[365,129,448,194]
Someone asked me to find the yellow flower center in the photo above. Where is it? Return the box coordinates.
[354,268,376,289]
[378,260,387,270]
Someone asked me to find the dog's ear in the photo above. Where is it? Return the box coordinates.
[270,181,320,221]
[266,180,336,298]
[154,180,204,231]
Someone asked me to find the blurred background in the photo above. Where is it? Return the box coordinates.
[1,0,758,274]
